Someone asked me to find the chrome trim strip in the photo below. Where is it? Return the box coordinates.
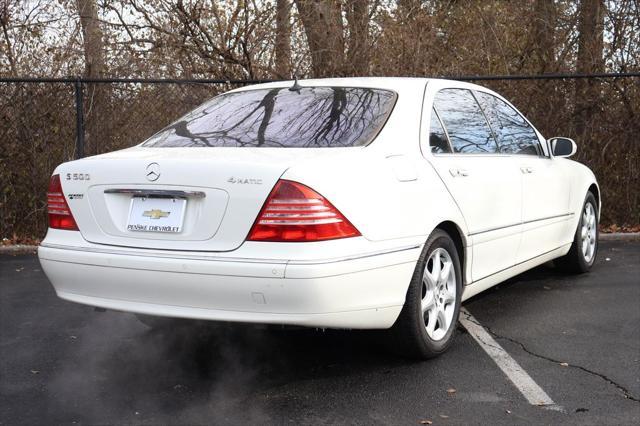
[39,243,422,266]
[522,212,574,225]
[104,189,206,199]
[469,221,521,236]
[468,212,574,237]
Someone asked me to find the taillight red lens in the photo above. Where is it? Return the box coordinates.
[247,180,360,242]
[47,174,79,231]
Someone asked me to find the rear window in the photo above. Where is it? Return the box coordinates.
[143,86,397,148]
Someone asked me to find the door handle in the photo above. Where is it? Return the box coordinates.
[520,166,534,174]
[449,168,470,177]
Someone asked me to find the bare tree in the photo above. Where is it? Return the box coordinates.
[75,0,107,155]
[575,0,605,137]
[294,0,344,77]
[275,0,291,78]
[344,0,370,75]
[532,0,557,73]
[76,0,105,78]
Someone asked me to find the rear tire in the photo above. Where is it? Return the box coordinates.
[555,192,598,273]
[390,229,463,359]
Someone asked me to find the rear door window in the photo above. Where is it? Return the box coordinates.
[475,91,541,155]
[433,89,498,154]
[143,87,397,148]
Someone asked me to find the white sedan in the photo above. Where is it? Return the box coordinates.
[39,78,600,358]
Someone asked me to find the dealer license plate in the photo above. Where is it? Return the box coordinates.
[126,197,186,233]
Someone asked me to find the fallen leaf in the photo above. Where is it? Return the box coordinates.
[446,388,456,394]
[419,420,432,425]
[560,362,569,367]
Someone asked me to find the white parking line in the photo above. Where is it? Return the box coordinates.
[459,308,563,411]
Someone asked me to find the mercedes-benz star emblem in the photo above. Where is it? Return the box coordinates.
[145,162,160,182]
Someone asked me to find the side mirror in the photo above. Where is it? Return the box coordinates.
[548,137,577,158]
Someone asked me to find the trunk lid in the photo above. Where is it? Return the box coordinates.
[57,147,319,251]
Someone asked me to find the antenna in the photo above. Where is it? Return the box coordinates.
[289,75,302,92]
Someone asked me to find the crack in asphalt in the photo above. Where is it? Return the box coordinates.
[460,311,640,403]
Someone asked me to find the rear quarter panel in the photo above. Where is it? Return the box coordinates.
[283,150,467,244]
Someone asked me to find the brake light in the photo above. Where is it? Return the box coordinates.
[247,180,360,242]
[47,174,79,230]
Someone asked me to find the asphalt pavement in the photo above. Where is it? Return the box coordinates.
[1,240,639,425]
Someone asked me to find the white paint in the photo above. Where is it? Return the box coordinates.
[459,308,563,411]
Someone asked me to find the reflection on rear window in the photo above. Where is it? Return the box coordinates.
[143,87,397,148]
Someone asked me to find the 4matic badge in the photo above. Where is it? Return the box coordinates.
[227,177,263,185]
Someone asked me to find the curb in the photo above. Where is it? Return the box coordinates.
[0,245,38,255]
[598,232,640,241]
[1,233,638,255]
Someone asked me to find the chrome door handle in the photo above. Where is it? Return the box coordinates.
[449,168,470,177]
[520,166,534,174]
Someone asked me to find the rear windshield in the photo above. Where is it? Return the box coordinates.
[142,86,397,148]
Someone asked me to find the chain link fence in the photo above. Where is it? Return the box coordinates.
[1,75,638,241]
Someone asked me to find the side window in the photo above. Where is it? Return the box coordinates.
[433,89,498,153]
[475,92,541,156]
[429,108,451,153]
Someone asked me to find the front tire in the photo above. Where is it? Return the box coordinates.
[555,192,598,273]
[390,229,463,359]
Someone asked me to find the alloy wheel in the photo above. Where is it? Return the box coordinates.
[421,248,457,341]
[581,202,597,263]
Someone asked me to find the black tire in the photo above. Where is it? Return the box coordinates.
[555,192,599,273]
[390,229,463,359]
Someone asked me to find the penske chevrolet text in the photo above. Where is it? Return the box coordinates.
[39,78,600,358]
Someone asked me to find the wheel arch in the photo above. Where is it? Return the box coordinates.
[434,220,468,285]
[588,183,601,219]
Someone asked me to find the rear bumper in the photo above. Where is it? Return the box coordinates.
[38,243,419,329]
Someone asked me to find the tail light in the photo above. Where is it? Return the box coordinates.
[47,174,79,230]
[247,180,360,242]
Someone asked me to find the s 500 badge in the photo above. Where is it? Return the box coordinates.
[66,173,90,181]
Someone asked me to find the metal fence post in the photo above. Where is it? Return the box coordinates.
[74,77,84,159]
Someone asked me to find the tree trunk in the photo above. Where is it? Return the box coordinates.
[575,0,605,138]
[75,0,107,156]
[345,0,369,75]
[532,0,556,73]
[275,0,291,78]
[294,0,344,77]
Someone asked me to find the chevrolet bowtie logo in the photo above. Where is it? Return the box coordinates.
[143,209,170,220]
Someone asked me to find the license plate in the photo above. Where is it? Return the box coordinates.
[127,197,186,233]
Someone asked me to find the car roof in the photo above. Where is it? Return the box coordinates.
[227,76,485,94]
